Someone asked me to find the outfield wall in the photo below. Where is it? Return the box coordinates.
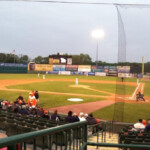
[0,63,135,77]
[0,63,28,73]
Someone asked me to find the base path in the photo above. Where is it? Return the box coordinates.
[48,100,115,114]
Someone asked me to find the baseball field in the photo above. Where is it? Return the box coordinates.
[0,73,150,123]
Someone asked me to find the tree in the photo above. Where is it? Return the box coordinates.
[72,53,92,65]
[34,56,49,64]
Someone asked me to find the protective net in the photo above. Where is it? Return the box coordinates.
[113,4,150,125]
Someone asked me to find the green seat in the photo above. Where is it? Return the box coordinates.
[6,123,18,136]
[17,125,31,134]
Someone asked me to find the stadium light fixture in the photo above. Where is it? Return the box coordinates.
[92,29,105,39]
[92,29,105,67]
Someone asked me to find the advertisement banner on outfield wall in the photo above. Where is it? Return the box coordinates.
[91,66,104,69]
[35,64,53,71]
[118,73,133,78]
[53,65,65,71]
[91,69,104,72]
[88,72,95,76]
[78,65,91,72]
[104,66,109,69]
[58,71,71,75]
[104,69,109,73]
[97,66,104,69]
[109,66,117,73]
[71,72,84,75]
[95,72,106,76]
[65,65,78,71]
[91,66,97,69]
[117,66,130,73]
[46,71,59,74]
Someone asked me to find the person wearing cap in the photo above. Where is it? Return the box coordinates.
[28,91,37,108]
[79,112,86,121]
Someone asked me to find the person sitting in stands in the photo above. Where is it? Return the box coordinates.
[79,112,86,121]
[66,111,75,123]
[133,119,145,131]
[18,105,29,116]
[42,110,49,119]
[37,108,45,117]
[15,94,24,105]
[145,119,150,132]
[28,92,37,108]
[72,113,80,122]
[50,110,61,121]
[142,120,147,127]
[86,113,97,125]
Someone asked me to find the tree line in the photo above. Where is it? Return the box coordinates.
[0,52,150,73]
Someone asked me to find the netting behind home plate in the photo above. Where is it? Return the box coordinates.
[113,4,150,124]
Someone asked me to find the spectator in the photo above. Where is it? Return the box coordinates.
[72,113,80,122]
[66,111,74,123]
[34,90,39,103]
[86,113,97,125]
[79,112,86,121]
[133,119,145,130]
[145,119,150,132]
[18,105,29,116]
[84,113,88,119]
[28,92,37,108]
[51,110,61,121]
[142,120,147,127]
[37,108,45,117]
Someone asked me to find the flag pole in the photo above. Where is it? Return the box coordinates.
[13,50,15,64]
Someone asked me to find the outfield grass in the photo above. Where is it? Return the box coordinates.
[7,80,135,96]
[93,102,150,123]
[0,90,104,108]
[0,73,137,82]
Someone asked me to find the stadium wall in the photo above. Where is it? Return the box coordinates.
[0,63,28,73]
[0,63,139,77]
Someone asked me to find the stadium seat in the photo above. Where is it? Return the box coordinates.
[6,123,18,136]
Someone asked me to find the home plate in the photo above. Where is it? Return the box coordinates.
[67,98,83,102]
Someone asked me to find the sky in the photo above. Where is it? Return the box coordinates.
[0,0,150,63]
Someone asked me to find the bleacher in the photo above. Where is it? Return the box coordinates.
[0,98,104,149]
[119,125,150,150]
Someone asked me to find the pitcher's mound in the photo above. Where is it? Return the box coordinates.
[69,85,89,88]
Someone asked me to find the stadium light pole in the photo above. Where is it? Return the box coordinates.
[92,29,105,68]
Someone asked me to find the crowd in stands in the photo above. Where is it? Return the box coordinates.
[130,119,150,132]
[0,91,100,126]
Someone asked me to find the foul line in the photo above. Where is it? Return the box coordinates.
[130,83,141,100]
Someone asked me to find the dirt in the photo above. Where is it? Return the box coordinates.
[0,78,150,115]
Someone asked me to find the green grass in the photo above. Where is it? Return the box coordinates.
[7,82,108,96]
[93,102,150,123]
[143,81,150,97]
[7,80,135,96]
[0,73,137,82]
[0,90,104,108]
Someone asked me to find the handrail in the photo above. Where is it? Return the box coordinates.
[0,121,87,149]
[88,142,150,149]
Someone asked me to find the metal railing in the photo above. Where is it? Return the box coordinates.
[0,121,88,150]
[87,142,150,149]
[1,120,150,150]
